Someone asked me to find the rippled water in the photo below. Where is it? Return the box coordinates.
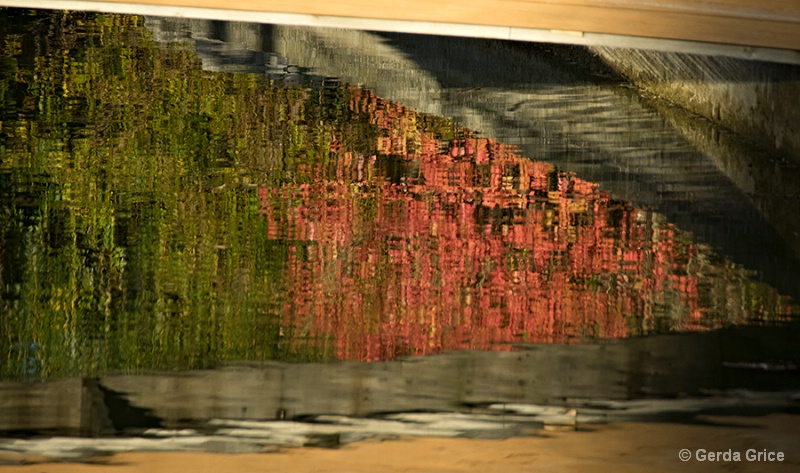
[0,10,797,383]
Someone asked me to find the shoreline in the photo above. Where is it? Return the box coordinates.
[2,413,799,473]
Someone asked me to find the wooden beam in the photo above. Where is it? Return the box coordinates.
[4,0,800,63]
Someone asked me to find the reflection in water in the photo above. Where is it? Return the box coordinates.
[0,10,795,380]
[257,26,800,301]
[260,92,790,360]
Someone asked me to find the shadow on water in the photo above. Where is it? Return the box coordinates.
[376,31,800,85]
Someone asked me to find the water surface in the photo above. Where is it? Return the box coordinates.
[0,10,796,383]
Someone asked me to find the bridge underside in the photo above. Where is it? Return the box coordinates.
[4,0,800,64]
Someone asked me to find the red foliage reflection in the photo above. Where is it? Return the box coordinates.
[257,88,782,361]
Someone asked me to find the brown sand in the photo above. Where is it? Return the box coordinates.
[2,414,798,472]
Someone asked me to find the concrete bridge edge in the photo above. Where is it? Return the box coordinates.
[590,47,800,165]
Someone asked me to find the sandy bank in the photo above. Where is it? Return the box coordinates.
[2,413,798,473]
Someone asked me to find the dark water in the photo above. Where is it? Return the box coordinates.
[0,9,799,447]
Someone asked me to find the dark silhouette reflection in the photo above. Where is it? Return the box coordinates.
[1,323,799,438]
